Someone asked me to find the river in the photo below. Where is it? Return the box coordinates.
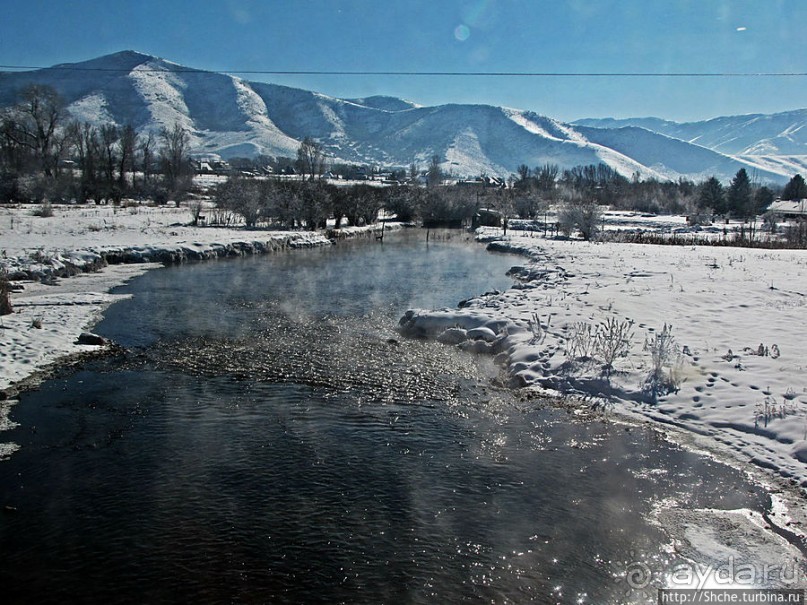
[0,231,773,603]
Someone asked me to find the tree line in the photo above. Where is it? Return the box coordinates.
[0,84,194,204]
[213,176,489,230]
[512,162,799,221]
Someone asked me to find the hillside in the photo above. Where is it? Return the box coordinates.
[0,51,793,183]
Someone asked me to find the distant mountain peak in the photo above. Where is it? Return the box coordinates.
[51,50,157,72]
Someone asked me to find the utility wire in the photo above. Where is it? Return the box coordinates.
[1,64,806,77]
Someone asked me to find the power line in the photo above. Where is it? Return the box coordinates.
[1,64,806,77]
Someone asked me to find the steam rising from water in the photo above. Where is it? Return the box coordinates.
[144,300,505,406]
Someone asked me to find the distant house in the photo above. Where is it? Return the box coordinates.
[768,199,807,220]
[472,208,503,229]
[193,158,230,175]
[457,176,506,189]
[210,160,230,174]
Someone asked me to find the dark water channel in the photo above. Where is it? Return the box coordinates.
[0,231,770,604]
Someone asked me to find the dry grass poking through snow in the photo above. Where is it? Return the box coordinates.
[400,230,807,491]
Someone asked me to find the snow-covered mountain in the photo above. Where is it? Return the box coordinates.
[573,111,807,155]
[574,111,807,180]
[0,50,795,183]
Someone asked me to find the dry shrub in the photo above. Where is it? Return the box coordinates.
[0,269,12,316]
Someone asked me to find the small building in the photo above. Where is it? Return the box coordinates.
[471,208,503,229]
[768,199,807,220]
[457,176,506,189]
[193,158,230,175]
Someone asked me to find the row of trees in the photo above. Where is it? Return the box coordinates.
[0,84,194,204]
[296,137,443,186]
[512,162,800,221]
[696,171,774,219]
[213,177,488,230]
[211,157,807,235]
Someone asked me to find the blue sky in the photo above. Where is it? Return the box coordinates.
[2,0,806,122]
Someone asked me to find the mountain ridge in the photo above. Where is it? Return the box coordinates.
[0,51,798,183]
[573,109,807,156]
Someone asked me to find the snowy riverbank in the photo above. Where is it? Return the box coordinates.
[3,203,806,496]
[0,204,344,281]
[0,203,394,400]
[399,228,807,496]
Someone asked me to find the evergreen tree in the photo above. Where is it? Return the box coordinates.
[781,174,807,201]
[427,154,443,187]
[754,186,775,214]
[727,168,752,218]
[698,176,725,213]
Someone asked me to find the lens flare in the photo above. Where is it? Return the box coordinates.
[454,24,471,42]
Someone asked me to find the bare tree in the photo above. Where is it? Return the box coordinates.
[66,121,102,203]
[117,124,137,191]
[535,163,559,192]
[159,122,191,197]
[296,136,326,181]
[216,176,262,227]
[516,164,531,185]
[300,182,332,230]
[100,124,119,200]
[409,162,419,182]
[558,193,602,241]
[2,85,65,177]
[139,130,155,186]
[0,111,31,173]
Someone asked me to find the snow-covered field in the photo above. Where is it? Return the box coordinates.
[0,203,337,279]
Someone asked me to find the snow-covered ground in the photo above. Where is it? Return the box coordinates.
[0,203,337,279]
[400,229,807,495]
